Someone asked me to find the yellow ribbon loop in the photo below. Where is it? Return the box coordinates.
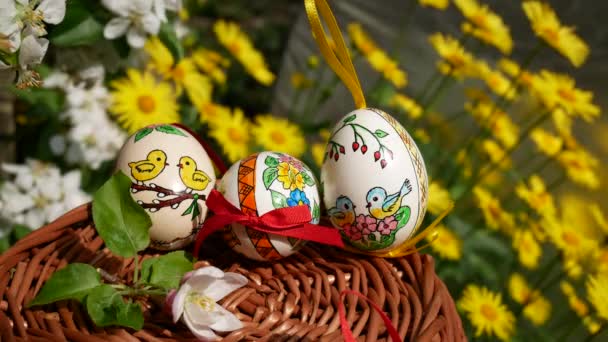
[304,0,366,109]
[343,202,455,258]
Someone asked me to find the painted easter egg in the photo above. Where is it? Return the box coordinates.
[321,108,428,253]
[115,124,216,250]
[217,152,321,261]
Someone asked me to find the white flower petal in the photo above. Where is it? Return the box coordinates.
[18,36,49,68]
[24,210,45,229]
[62,170,82,190]
[44,202,65,222]
[187,266,225,279]
[101,0,129,16]
[183,314,220,341]
[172,281,191,322]
[43,71,69,89]
[49,135,66,155]
[203,272,248,302]
[38,0,67,24]
[185,301,216,326]
[153,0,167,22]
[103,17,130,39]
[132,0,153,13]
[164,0,182,12]
[126,27,146,48]
[208,305,243,332]
[140,13,161,35]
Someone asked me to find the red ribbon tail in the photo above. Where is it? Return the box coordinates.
[339,290,402,342]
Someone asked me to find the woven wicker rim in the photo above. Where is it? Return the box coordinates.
[0,203,465,341]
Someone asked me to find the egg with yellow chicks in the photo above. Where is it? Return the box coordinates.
[115,124,216,250]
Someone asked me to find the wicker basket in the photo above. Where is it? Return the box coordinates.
[0,203,465,341]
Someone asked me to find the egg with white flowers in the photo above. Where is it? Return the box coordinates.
[321,108,428,253]
[217,152,321,261]
[115,124,216,250]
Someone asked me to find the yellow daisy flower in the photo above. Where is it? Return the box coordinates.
[414,129,431,144]
[497,58,535,88]
[552,108,576,146]
[532,70,600,122]
[110,69,179,134]
[192,48,230,85]
[515,175,556,218]
[512,229,542,269]
[214,20,275,85]
[252,115,306,157]
[561,281,589,317]
[458,284,515,341]
[489,113,519,149]
[473,61,517,100]
[454,0,512,54]
[474,186,515,233]
[428,181,452,215]
[481,139,512,169]
[277,162,304,191]
[419,0,449,10]
[544,216,597,260]
[530,128,563,157]
[456,149,473,179]
[508,273,551,326]
[557,148,600,189]
[144,38,213,107]
[428,33,476,78]
[348,23,408,88]
[390,93,423,119]
[523,296,551,326]
[198,102,231,125]
[522,1,589,67]
[586,273,608,321]
[208,108,251,163]
[428,224,462,260]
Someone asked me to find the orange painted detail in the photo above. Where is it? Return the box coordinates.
[237,154,283,260]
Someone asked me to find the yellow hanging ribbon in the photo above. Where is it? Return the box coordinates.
[304,0,366,108]
[342,202,454,258]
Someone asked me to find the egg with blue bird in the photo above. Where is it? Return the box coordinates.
[322,108,428,253]
[116,124,216,250]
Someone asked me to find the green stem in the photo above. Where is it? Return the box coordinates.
[133,255,139,285]
[118,288,167,297]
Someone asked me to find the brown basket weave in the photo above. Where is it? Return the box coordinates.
[0,203,465,341]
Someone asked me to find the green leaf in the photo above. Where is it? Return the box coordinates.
[394,206,411,229]
[262,168,278,189]
[181,196,200,220]
[92,172,152,257]
[11,88,64,114]
[28,263,100,306]
[11,224,31,240]
[140,251,194,290]
[155,125,187,137]
[134,127,154,142]
[116,301,144,330]
[264,156,279,167]
[270,190,288,209]
[49,16,103,46]
[158,22,184,61]
[374,129,388,138]
[301,172,315,187]
[85,285,144,330]
[343,114,356,123]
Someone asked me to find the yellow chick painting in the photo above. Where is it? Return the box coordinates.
[178,156,211,193]
[128,150,169,185]
[366,179,412,220]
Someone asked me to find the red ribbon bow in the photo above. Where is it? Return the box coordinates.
[193,189,344,256]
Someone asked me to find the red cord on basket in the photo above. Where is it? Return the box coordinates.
[339,290,402,342]
[172,123,228,176]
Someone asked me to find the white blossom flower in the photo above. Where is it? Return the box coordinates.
[169,267,247,341]
[0,160,90,229]
[17,0,67,37]
[102,0,163,48]
[0,0,21,53]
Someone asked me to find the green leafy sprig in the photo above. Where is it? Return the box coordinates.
[28,172,194,330]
